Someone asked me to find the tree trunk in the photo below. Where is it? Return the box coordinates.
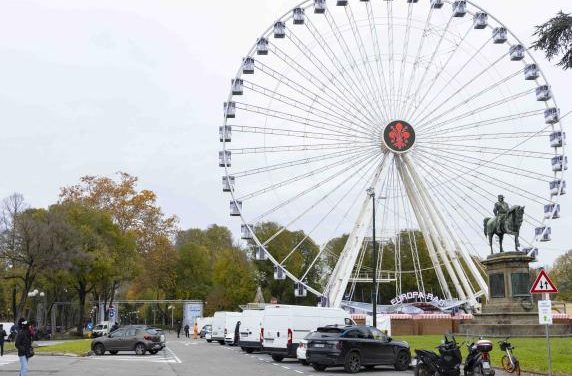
[76,281,87,337]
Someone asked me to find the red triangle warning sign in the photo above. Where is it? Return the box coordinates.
[530,269,558,294]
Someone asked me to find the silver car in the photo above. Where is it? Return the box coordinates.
[91,326,165,356]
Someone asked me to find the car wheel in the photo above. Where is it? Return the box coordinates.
[312,364,327,372]
[415,363,435,376]
[207,340,212,343]
[271,354,284,362]
[93,343,105,356]
[134,343,147,356]
[109,350,118,355]
[246,348,254,354]
[299,359,309,366]
[218,340,225,345]
[149,350,159,355]
[344,351,361,373]
[394,350,411,371]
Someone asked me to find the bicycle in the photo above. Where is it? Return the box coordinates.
[498,337,520,376]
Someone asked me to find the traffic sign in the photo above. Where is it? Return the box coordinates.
[530,269,558,294]
[538,300,553,325]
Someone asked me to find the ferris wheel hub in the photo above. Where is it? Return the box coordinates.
[382,120,416,153]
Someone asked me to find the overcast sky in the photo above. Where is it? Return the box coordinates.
[0,0,570,266]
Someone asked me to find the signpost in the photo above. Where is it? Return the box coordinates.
[530,269,558,376]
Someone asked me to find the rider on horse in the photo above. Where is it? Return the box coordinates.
[493,195,509,233]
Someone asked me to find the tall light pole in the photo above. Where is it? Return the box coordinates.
[168,305,174,330]
[367,187,377,328]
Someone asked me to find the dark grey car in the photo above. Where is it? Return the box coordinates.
[91,326,165,356]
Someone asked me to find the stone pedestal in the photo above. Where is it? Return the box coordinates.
[459,252,571,336]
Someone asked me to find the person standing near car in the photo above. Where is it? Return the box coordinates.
[15,318,33,376]
[0,324,6,356]
[176,320,182,338]
[184,324,190,338]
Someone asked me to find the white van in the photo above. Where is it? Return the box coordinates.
[212,311,241,345]
[262,305,353,362]
[92,321,110,338]
[238,309,264,353]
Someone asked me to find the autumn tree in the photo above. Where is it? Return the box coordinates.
[551,249,572,301]
[59,172,178,308]
[533,11,572,70]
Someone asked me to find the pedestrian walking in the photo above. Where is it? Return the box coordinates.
[176,320,182,338]
[0,324,6,356]
[184,324,190,338]
[193,322,199,340]
[15,318,33,376]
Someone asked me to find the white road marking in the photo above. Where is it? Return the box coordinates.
[281,365,290,370]
[0,355,19,367]
[295,371,304,374]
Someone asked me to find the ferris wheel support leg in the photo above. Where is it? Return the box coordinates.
[401,155,473,303]
[326,154,389,308]
[402,154,488,305]
[396,161,453,300]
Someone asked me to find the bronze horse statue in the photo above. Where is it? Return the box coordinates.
[483,205,525,254]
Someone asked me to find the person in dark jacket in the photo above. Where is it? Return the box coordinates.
[233,321,241,346]
[176,320,182,338]
[0,324,6,356]
[15,318,32,376]
[184,324,190,338]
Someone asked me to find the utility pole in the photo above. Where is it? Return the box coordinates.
[367,187,377,328]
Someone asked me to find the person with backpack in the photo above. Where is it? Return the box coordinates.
[15,318,33,376]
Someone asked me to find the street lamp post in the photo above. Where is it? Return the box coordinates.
[367,187,377,328]
[168,305,174,330]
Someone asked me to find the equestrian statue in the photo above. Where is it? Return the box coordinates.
[483,195,525,254]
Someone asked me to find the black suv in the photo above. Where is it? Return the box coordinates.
[306,325,411,373]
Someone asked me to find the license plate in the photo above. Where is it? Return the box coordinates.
[483,362,490,369]
[314,343,324,348]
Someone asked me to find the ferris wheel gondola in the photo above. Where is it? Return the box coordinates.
[219,0,566,308]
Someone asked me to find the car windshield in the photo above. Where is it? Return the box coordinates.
[305,327,344,340]
[94,325,104,330]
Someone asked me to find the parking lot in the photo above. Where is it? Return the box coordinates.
[0,336,416,376]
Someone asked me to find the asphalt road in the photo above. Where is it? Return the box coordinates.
[0,335,417,376]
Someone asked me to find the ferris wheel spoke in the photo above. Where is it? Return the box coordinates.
[229,141,376,155]
[322,11,385,123]
[416,88,537,132]
[415,153,544,229]
[415,149,550,206]
[304,18,381,126]
[404,14,454,118]
[241,79,374,137]
[269,42,379,132]
[415,68,523,131]
[232,146,368,178]
[365,1,391,115]
[237,147,376,201]
[399,7,435,118]
[234,101,372,138]
[254,61,375,133]
[343,4,390,121]
[414,146,554,181]
[406,22,473,119]
[252,151,382,223]
[232,124,370,143]
[417,142,553,159]
[386,0,396,118]
[410,38,496,122]
[395,3,415,120]
[419,110,546,137]
[422,129,550,141]
[281,35,376,130]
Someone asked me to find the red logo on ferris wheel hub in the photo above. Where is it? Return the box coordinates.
[383,120,416,153]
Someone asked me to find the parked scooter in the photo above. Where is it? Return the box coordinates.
[414,335,462,376]
[464,338,495,376]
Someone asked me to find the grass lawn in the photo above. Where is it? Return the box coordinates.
[398,335,572,375]
[34,339,92,356]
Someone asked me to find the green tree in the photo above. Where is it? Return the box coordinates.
[551,249,572,301]
[533,11,572,70]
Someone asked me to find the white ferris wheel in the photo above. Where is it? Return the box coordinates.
[219,0,566,308]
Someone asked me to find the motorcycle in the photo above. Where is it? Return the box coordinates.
[414,335,462,376]
[464,338,495,376]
